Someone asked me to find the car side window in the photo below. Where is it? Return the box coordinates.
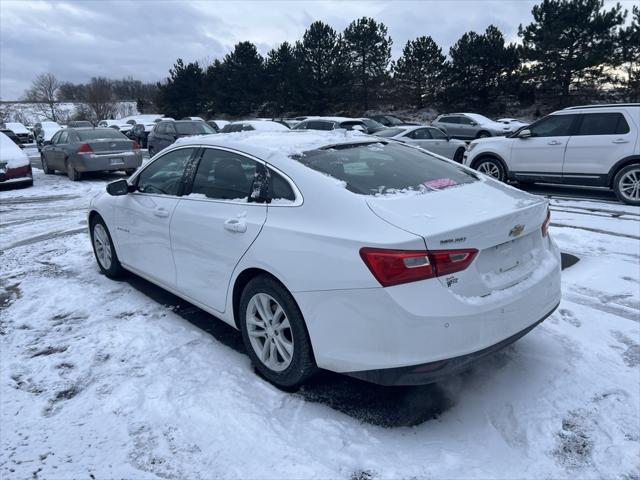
[50,132,61,144]
[136,148,194,196]
[429,128,447,139]
[528,115,576,137]
[166,123,176,135]
[576,113,630,136]
[58,131,69,144]
[408,128,431,140]
[458,116,474,125]
[268,169,296,202]
[190,149,258,201]
[439,116,459,124]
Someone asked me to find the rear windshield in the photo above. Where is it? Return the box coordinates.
[375,128,406,137]
[175,122,215,135]
[77,129,126,140]
[293,142,477,195]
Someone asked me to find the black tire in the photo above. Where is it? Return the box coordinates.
[66,160,80,181]
[613,163,640,206]
[453,147,465,163]
[239,275,317,390]
[474,157,506,182]
[41,154,54,174]
[476,131,491,139]
[89,215,124,278]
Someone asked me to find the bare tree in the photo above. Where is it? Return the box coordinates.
[23,73,63,121]
[82,77,116,121]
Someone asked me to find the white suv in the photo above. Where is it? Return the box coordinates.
[464,104,640,205]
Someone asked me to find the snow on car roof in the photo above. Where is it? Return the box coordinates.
[173,130,373,160]
[0,132,30,168]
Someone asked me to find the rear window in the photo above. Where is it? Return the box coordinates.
[77,129,126,140]
[293,142,477,195]
[175,122,215,135]
[576,113,630,136]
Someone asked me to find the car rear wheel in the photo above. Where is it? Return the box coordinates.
[66,161,80,181]
[613,164,640,206]
[453,147,465,163]
[41,154,54,174]
[475,157,506,182]
[90,216,123,278]
[239,275,316,390]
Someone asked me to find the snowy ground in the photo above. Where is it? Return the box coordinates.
[1,167,638,480]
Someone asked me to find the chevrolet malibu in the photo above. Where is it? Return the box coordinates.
[88,131,561,389]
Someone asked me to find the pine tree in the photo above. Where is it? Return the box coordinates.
[394,36,446,109]
[156,59,204,118]
[264,42,301,116]
[518,0,626,105]
[618,6,640,101]
[343,17,392,110]
[446,25,519,112]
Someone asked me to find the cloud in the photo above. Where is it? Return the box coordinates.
[1,0,636,100]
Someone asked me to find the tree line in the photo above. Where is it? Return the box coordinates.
[20,0,640,122]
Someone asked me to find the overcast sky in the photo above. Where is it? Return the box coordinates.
[0,0,635,100]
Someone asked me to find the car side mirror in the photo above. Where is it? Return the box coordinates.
[518,129,532,138]
[106,179,131,196]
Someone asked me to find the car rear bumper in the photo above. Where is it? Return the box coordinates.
[293,239,562,378]
[345,303,558,385]
[71,152,142,172]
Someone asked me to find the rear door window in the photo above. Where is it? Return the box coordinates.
[190,148,257,201]
[439,116,459,124]
[576,113,630,136]
[293,142,477,195]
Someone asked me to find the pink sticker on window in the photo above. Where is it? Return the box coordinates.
[423,178,458,189]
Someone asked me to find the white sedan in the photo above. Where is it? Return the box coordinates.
[376,125,468,162]
[88,131,561,388]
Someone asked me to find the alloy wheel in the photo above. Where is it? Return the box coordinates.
[246,293,294,372]
[618,168,640,203]
[477,161,502,180]
[92,223,112,270]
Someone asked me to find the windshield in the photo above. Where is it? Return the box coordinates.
[77,129,127,140]
[293,142,477,195]
[175,122,215,135]
[375,128,406,137]
[361,119,384,129]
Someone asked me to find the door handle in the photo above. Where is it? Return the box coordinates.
[153,207,170,218]
[612,139,629,144]
[547,140,562,146]
[224,218,247,233]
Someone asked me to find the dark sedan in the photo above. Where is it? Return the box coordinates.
[147,120,215,156]
[40,128,143,181]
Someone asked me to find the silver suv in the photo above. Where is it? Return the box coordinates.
[464,104,640,205]
[432,113,511,140]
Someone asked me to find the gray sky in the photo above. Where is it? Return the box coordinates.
[0,0,634,100]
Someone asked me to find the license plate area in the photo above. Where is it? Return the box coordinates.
[476,233,535,275]
[110,158,123,165]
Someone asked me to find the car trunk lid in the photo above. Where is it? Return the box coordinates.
[87,138,134,154]
[366,180,549,296]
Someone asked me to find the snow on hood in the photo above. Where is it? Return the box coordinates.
[5,123,29,134]
[0,132,30,168]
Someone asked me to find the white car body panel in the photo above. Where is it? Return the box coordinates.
[90,131,561,375]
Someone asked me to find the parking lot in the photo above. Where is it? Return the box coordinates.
[1,155,638,479]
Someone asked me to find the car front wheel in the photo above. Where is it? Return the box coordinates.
[239,275,316,390]
[90,216,124,278]
[613,164,640,206]
[475,157,506,182]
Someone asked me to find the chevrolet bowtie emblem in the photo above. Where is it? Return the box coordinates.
[509,224,525,237]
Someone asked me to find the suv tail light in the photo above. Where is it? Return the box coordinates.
[78,143,93,154]
[542,208,551,237]
[359,247,478,287]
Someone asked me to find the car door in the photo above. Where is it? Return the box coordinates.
[171,147,268,312]
[437,116,460,137]
[114,146,197,287]
[426,127,457,157]
[509,114,578,178]
[563,112,637,180]
[457,116,477,139]
[52,130,69,169]
[43,131,61,167]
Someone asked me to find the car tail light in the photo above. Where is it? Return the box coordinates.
[78,143,93,154]
[132,142,140,151]
[542,208,551,237]
[359,247,478,287]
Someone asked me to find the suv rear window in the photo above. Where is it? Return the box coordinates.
[175,122,215,135]
[293,142,477,195]
[576,113,630,136]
